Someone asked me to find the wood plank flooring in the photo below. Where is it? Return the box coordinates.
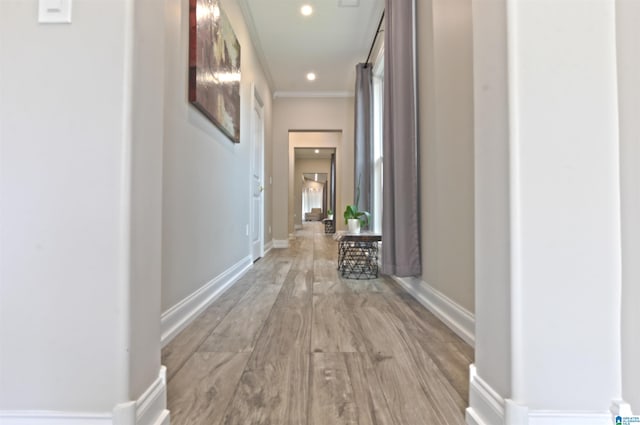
[163,223,473,425]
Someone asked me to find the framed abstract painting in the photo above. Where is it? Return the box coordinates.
[189,0,241,143]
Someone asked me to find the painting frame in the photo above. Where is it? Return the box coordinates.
[188,0,241,143]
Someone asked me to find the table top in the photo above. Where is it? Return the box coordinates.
[338,232,382,242]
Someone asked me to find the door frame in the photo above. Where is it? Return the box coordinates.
[250,82,265,261]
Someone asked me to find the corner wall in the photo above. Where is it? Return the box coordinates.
[416,0,475,314]
[0,0,166,418]
[616,0,640,413]
[128,0,166,400]
[469,0,512,403]
[0,0,130,411]
[470,1,625,422]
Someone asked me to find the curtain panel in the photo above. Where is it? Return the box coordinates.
[382,0,421,276]
[354,63,374,218]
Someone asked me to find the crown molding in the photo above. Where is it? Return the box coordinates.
[236,0,276,91]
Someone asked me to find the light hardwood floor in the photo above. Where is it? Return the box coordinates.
[163,223,473,425]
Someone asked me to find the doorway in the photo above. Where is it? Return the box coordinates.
[293,147,335,230]
[288,131,342,237]
[301,172,328,223]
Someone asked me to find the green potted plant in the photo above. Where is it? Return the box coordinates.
[343,175,370,233]
[327,209,334,220]
[344,205,369,233]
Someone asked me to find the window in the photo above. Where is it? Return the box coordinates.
[372,48,384,234]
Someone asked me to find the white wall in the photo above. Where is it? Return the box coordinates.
[162,0,273,311]
[0,0,164,413]
[272,99,355,241]
[416,0,475,314]
[616,0,640,414]
[511,0,621,409]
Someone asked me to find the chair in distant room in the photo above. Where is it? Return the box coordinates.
[305,208,323,221]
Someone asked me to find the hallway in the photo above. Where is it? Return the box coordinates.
[163,223,473,424]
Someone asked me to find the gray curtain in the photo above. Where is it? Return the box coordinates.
[330,153,336,217]
[382,0,421,276]
[354,63,374,219]
[322,181,328,217]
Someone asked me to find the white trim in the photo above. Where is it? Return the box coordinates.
[610,400,633,417]
[273,91,354,99]
[273,239,289,248]
[117,0,135,405]
[133,366,169,425]
[373,46,384,77]
[0,366,170,425]
[527,411,613,425]
[505,0,526,401]
[391,276,475,346]
[466,364,505,425]
[264,240,274,255]
[161,256,252,346]
[113,367,169,425]
[0,412,112,425]
[250,81,266,262]
[465,409,484,425]
[465,366,629,425]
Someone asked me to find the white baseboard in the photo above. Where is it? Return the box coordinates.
[264,240,273,255]
[610,400,634,417]
[161,256,252,346]
[527,411,613,425]
[273,239,289,248]
[0,368,170,425]
[391,275,475,346]
[113,367,169,425]
[466,364,505,425]
[0,412,112,425]
[466,365,629,425]
[134,366,169,425]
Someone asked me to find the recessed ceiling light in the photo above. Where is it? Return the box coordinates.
[314,149,320,153]
[306,72,316,81]
[301,4,313,16]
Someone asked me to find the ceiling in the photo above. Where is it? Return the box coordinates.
[237,0,384,96]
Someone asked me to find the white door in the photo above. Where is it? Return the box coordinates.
[250,88,264,261]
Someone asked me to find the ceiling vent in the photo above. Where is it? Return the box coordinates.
[338,0,360,7]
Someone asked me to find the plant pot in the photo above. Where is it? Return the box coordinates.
[327,214,334,220]
[347,218,361,234]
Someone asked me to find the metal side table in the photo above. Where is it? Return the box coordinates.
[337,232,382,279]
